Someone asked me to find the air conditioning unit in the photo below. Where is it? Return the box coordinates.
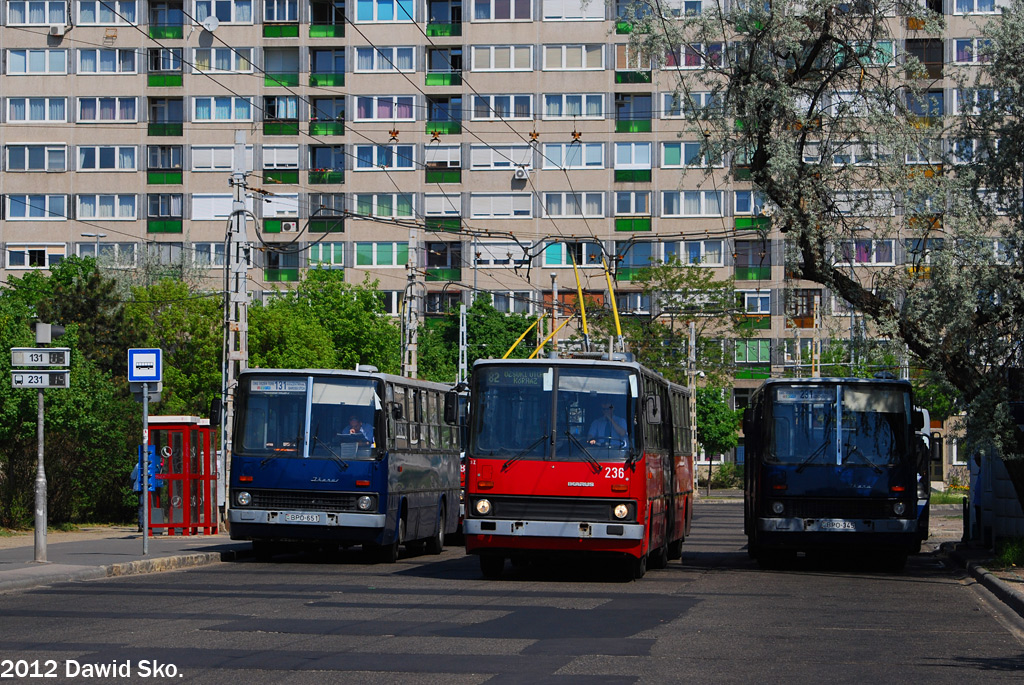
[513,167,529,181]
[281,221,298,232]
[48,24,66,37]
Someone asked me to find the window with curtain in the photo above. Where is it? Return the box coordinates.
[8,0,66,23]
[615,241,655,268]
[194,96,253,121]
[354,46,414,71]
[308,242,345,268]
[195,0,253,22]
[8,98,66,122]
[194,243,227,267]
[663,190,723,217]
[78,195,136,219]
[614,142,651,169]
[78,146,137,171]
[355,242,409,266]
[544,192,604,218]
[356,0,415,21]
[543,94,603,119]
[148,194,183,218]
[354,96,415,121]
[79,0,137,24]
[8,195,66,220]
[473,0,531,20]
[264,0,298,21]
[353,194,413,217]
[354,144,415,170]
[6,145,66,172]
[8,49,67,74]
[472,45,532,71]
[78,97,136,122]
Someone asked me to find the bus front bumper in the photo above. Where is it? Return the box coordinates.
[757,517,916,534]
[464,518,644,540]
[229,509,386,528]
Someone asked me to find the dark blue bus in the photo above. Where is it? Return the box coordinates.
[743,377,934,569]
[228,368,460,562]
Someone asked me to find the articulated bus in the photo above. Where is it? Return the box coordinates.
[228,368,460,562]
[462,356,694,579]
[743,377,936,569]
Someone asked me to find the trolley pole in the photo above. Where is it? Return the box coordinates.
[550,272,558,358]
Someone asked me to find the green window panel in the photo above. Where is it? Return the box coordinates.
[735,266,771,280]
[148,123,183,136]
[309,170,344,184]
[149,25,183,39]
[309,24,344,37]
[263,24,299,38]
[263,170,299,185]
[309,218,344,233]
[615,119,651,134]
[614,169,651,183]
[615,20,633,34]
[615,71,652,84]
[263,122,300,136]
[425,217,461,232]
[616,267,641,282]
[147,219,183,233]
[147,171,183,185]
[735,365,771,380]
[425,169,461,184]
[614,217,652,232]
[738,315,771,331]
[733,167,752,181]
[309,121,345,136]
[265,268,300,282]
[426,121,462,135]
[426,267,461,282]
[147,74,182,87]
[309,72,344,87]
[425,22,461,36]
[734,216,771,231]
[425,72,462,86]
[265,73,300,87]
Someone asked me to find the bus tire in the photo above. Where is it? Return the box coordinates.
[480,554,504,579]
[379,515,405,564]
[251,540,276,561]
[667,538,683,561]
[627,554,647,580]
[649,544,668,570]
[425,503,446,555]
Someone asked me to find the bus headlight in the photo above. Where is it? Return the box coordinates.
[771,501,784,515]
[357,495,374,511]
[893,501,906,516]
[475,499,492,515]
[236,491,251,506]
[613,504,629,519]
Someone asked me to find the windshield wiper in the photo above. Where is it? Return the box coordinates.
[501,434,549,472]
[795,438,833,473]
[842,444,882,474]
[564,431,602,474]
[312,424,349,471]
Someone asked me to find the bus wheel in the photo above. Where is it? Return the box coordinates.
[627,554,647,580]
[480,554,505,579]
[667,538,683,561]
[425,503,446,555]
[649,545,668,570]
[251,540,276,561]
[379,517,405,564]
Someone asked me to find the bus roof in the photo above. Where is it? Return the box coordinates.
[238,368,454,393]
[472,357,689,394]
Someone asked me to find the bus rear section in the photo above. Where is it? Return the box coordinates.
[743,378,926,568]
[463,358,693,579]
[228,370,459,562]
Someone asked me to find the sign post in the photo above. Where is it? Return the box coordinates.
[129,348,163,555]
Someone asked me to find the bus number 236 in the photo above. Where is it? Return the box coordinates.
[603,467,625,479]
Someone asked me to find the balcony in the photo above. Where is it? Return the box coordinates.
[148,74,182,87]
[425,168,461,184]
[789,315,815,329]
[425,217,461,232]
[147,219,183,233]
[309,170,344,184]
[309,217,344,233]
[733,166,752,181]
[734,216,770,231]
[263,169,299,185]
[149,25,183,39]
[426,121,462,135]
[263,23,299,38]
[147,171,183,184]
[738,314,771,331]
[426,267,462,282]
[309,120,345,136]
[614,71,652,84]
[309,72,344,87]
[615,20,633,34]
[148,123,183,136]
[265,72,300,87]
[263,121,300,136]
[615,267,643,281]
[615,119,651,134]
[425,22,461,36]
[735,266,771,280]
[735,365,770,380]
[265,268,300,282]
[614,169,651,183]
[309,23,344,37]
[614,217,651,232]
[425,71,462,86]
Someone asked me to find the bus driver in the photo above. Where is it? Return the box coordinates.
[587,404,627,445]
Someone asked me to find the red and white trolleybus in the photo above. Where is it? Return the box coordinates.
[462,355,694,579]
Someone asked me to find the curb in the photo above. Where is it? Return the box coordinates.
[946,545,1024,621]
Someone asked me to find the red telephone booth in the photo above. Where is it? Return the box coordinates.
[147,416,219,536]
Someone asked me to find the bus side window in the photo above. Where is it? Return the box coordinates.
[394,386,408,448]
[409,389,420,445]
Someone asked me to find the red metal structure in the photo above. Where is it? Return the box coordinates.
[463,356,694,579]
[147,416,219,536]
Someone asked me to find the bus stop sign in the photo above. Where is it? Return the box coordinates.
[128,348,162,383]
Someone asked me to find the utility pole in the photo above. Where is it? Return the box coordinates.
[689,321,699,490]
[402,226,422,378]
[550,272,558,358]
[221,130,250,522]
[458,303,468,384]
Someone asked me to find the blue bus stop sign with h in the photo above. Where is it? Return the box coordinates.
[128,348,162,383]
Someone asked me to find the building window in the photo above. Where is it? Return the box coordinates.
[354,46,414,72]
[663,91,720,119]
[194,96,253,121]
[473,0,530,20]
[6,244,66,269]
[311,48,346,73]
[195,0,253,23]
[355,0,414,21]
[665,43,723,69]
[7,0,66,24]
[426,241,462,268]
[263,145,299,169]
[470,193,532,218]
[354,194,414,218]
[734,190,768,215]
[78,0,137,24]
[355,242,409,266]
[543,93,603,119]
[955,0,997,13]
[193,47,252,72]
[354,95,415,121]
[662,190,723,217]
[148,193,184,218]
[954,38,992,64]
[666,239,724,266]
[308,242,345,268]
[542,0,602,20]
[543,192,604,218]
[310,146,345,171]
[148,242,184,266]
[491,291,533,313]
[663,141,714,168]
[7,49,67,74]
[7,97,66,123]
[615,191,649,216]
[191,194,233,220]
[735,339,771,363]
[474,241,531,268]
[837,238,895,265]
[471,45,532,71]
[149,48,183,73]
[354,144,415,170]
[739,289,771,314]
[614,142,652,170]
[148,145,183,170]
[469,144,532,169]
[193,243,226,267]
[191,145,252,171]
[264,0,298,21]
[309,193,345,218]
[543,241,603,267]
[79,241,137,267]
[424,193,462,216]
[541,143,603,169]
[615,241,655,269]
[311,97,345,121]
[263,194,299,218]
[78,48,135,73]
[77,194,136,220]
[424,145,461,169]
[78,146,136,171]
[7,195,66,220]
[543,44,603,70]
[78,97,137,122]
[472,94,532,120]
[311,0,345,24]
[6,145,67,172]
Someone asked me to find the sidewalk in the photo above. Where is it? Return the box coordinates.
[945,542,1024,621]
[0,526,252,594]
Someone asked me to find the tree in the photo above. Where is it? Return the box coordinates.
[695,386,742,458]
[625,0,1024,498]
[249,292,337,369]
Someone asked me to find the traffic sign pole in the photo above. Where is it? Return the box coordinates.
[142,381,149,556]
[129,349,162,556]
[35,388,46,563]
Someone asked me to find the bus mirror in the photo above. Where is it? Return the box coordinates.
[209,397,222,425]
[645,395,662,424]
[930,432,943,463]
[444,391,459,425]
[391,402,404,420]
[911,409,925,432]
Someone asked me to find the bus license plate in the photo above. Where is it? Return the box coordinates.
[818,520,856,531]
[284,513,321,523]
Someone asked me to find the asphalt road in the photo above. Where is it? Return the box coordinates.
[0,502,1022,684]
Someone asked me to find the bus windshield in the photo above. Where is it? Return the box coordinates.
[236,376,381,460]
[470,365,637,462]
[767,384,911,468]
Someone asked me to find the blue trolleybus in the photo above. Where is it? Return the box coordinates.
[228,368,460,561]
[743,377,935,569]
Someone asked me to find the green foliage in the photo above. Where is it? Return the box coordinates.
[704,462,744,489]
[995,538,1024,569]
[696,386,742,457]
[249,293,337,369]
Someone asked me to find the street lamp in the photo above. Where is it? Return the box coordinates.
[81,232,106,259]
